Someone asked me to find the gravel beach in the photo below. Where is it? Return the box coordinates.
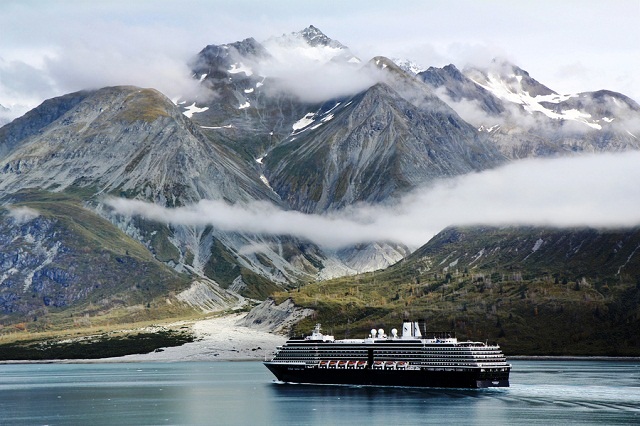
[99,313,288,363]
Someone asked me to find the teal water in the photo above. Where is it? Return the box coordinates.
[0,360,638,425]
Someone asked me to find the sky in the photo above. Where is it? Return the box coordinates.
[1,0,639,119]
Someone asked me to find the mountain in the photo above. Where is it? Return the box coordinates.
[0,86,277,204]
[392,58,426,75]
[0,191,227,327]
[419,60,640,158]
[0,85,384,302]
[0,104,12,127]
[2,25,640,346]
[267,225,640,355]
[263,66,505,212]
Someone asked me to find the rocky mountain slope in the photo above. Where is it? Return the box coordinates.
[0,191,218,328]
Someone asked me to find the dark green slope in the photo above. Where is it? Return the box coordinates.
[275,226,640,356]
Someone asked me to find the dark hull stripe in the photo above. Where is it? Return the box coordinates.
[264,363,510,389]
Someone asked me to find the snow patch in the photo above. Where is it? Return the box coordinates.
[200,124,235,130]
[478,124,501,133]
[292,113,315,131]
[228,62,253,76]
[259,174,274,190]
[469,248,485,265]
[471,74,603,130]
[532,238,544,252]
[321,113,334,122]
[183,103,209,118]
[239,101,250,109]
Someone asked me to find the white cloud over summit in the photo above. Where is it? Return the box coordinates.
[106,151,640,250]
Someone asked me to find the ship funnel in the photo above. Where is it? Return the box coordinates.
[413,322,422,338]
[402,320,422,338]
[402,321,412,337]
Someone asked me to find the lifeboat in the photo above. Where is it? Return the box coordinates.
[338,360,348,369]
[347,361,358,369]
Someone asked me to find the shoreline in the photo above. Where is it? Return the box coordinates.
[1,313,639,364]
[0,313,288,364]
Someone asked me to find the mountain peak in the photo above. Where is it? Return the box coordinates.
[268,26,347,51]
[466,58,556,98]
[298,25,346,49]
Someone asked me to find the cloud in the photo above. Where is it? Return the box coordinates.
[255,36,380,103]
[0,2,216,120]
[6,206,40,224]
[105,151,640,250]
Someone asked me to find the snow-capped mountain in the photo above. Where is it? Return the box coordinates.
[419,59,640,157]
[392,58,426,75]
[264,56,505,213]
[264,25,360,65]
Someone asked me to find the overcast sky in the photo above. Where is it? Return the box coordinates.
[1,0,639,118]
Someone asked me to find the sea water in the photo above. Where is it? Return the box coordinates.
[0,360,638,425]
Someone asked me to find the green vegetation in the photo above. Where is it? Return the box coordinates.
[115,89,170,123]
[274,272,640,356]
[271,226,640,356]
[204,237,241,287]
[0,329,194,361]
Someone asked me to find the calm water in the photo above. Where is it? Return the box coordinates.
[0,360,639,425]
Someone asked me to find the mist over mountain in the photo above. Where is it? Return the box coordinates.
[2,25,640,339]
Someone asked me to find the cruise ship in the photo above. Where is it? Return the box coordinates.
[264,321,510,388]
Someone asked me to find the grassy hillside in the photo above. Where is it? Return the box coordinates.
[272,226,640,356]
[0,190,195,335]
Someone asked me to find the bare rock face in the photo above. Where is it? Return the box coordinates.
[264,77,505,213]
[239,298,314,333]
[0,86,277,205]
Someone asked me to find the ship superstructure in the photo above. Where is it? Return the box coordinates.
[264,321,510,388]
